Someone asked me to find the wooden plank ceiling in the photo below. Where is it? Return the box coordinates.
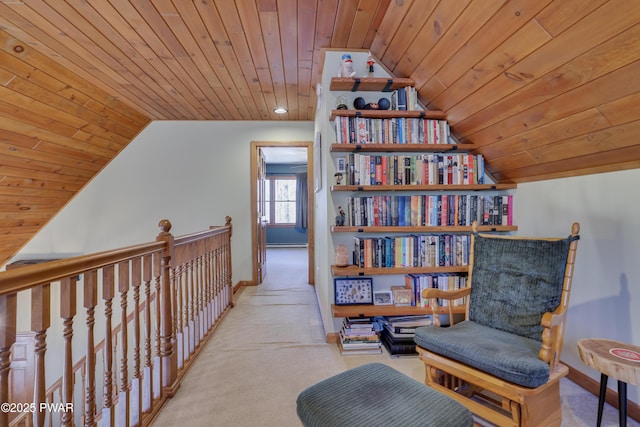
[0,0,639,266]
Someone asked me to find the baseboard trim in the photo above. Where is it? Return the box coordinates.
[234,280,254,290]
[326,332,339,344]
[564,362,639,422]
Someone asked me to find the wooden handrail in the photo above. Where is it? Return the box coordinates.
[0,217,234,427]
[0,242,165,295]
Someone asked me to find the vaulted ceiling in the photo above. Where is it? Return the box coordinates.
[0,0,639,265]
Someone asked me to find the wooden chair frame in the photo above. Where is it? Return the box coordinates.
[415,222,580,427]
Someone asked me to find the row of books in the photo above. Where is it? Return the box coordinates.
[390,86,420,111]
[334,116,451,145]
[338,317,382,355]
[378,315,432,357]
[353,234,471,269]
[343,194,514,227]
[404,273,468,308]
[338,153,485,186]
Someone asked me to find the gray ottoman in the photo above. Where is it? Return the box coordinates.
[296,363,473,427]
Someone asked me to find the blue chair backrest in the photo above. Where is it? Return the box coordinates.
[468,234,572,341]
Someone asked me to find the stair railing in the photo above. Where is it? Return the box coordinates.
[0,217,233,427]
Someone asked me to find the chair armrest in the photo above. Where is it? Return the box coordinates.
[422,287,471,301]
[539,308,568,366]
[540,308,566,329]
[422,287,471,326]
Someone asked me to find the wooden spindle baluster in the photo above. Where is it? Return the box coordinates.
[211,244,219,323]
[118,260,130,425]
[222,236,228,311]
[131,257,142,426]
[213,244,220,321]
[84,271,98,427]
[192,247,199,347]
[201,250,206,334]
[152,251,162,401]
[188,250,195,357]
[205,238,212,331]
[217,241,224,315]
[102,265,115,427]
[201,244,207,335]
[32,284,50,427]
[195,247,202,347]
[60,277,77,427]
[181,247,189,365]
[201,243,207,335]
[183,245,190,364]
[0,293,17,427]
[169,263,179,368]
[212,239,217,318]
[142,254,153,414]
[211,238,217,317]
[174,247,185,368]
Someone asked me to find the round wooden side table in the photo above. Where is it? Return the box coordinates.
[577,338,640,427]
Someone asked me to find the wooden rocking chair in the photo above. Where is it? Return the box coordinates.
[414,222,580,427]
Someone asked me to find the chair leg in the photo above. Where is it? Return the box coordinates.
[597,374,608,427]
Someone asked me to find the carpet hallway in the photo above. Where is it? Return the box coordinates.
[152,248,638,426]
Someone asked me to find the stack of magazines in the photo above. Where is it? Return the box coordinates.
[338,317,382,355]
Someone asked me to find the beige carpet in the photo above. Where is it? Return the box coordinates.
[152,247,638,427]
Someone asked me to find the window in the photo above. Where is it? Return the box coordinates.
[265,176,297,225]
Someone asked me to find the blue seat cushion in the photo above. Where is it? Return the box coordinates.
[413,321,549,388]
[296,363,473,427]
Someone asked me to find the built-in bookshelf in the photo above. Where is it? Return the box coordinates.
[328,76,517,321]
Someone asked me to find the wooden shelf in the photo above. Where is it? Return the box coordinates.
[330,77,415,92]
[330,143,474,153]
[331,303,465,318]
[330,225,518,233]
[330,109,446,121]
[330,183,517,192]
[332,265,469,276]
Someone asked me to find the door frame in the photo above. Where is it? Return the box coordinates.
[250,141,315,286]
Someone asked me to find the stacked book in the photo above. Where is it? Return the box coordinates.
[379,315,432,357]
[338,317,382,355]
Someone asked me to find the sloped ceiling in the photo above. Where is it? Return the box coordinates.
[0,0,639,265]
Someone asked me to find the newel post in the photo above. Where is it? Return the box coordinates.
[156,219,177,394]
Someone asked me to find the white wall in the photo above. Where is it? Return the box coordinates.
[516,168,640,405]
[11,120,314,284]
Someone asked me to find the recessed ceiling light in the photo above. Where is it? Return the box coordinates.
[273,107,288,114]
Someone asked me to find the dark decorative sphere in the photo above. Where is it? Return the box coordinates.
[353,96,390,110]
[353,97,366,109]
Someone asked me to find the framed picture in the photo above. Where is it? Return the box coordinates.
[336,157,346,173]
[391,286,412,306]
[373,290,393,305]
[334,277,373,305]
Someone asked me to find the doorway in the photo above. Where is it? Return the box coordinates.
[250,141,314,286]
